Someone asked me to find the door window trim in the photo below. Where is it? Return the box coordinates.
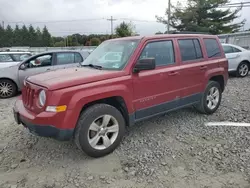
[177,38,205,64]
[136,39,176,68]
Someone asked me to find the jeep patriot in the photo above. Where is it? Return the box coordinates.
[13,34,228,158]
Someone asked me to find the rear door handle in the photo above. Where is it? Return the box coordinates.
[168,71,179,76]
[46,68,51,71]
[200,66,207,70]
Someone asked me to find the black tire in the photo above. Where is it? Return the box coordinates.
[236,61,249,78]
[0,79,17,99]
[74,104,126,158]
[194,81,222,115]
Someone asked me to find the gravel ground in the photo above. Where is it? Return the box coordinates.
[1,75,250,188]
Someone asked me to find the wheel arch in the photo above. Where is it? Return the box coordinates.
[79,96,130,127]
[209,75,225,92]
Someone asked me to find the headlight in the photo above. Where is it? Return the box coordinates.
[38,90,46,107]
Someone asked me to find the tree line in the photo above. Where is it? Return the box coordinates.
[0,21,136,48]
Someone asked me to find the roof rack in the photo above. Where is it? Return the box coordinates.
[169,31,211,35]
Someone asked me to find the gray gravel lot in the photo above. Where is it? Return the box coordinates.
[0,76,250,188]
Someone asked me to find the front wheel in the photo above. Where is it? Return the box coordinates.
[194,81,222,114]
[74,104,125,158]
[0,79,17,99]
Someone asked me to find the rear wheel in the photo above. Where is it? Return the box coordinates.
[236,61,249,77]
[74,104,125,158]
[0,79,17,99]
[194,81,222,114]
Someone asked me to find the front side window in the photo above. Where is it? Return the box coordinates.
[204,38,221,58]
[26,54,53,68]
[56,53,75,65]
[0,54,13,62]
[139,40,175,66]
[178,39,203,62]
[81,39,139,70]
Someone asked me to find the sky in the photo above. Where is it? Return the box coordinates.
[0,0,249,37]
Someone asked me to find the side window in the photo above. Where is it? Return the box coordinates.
[222,45,234,54]
[232,47,241,53]
[26,54,52,68]
[204,38,221,58]
[75,53,83,63]
[56,53,75,65]
[139,40,175,66]
[178,39,203,62]
[0,54,13,62]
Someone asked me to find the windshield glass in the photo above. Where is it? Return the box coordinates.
[81,39,140,70]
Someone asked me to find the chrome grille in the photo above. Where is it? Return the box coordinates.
[22,85,35,109]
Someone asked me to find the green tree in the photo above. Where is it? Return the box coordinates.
[115,21,135,37]
[13,25,22,46]
[28,25,37,47]
[54,41,65,47]
[4,25,13,47]
[0,25,5,47]
[90,37,101,46]
[156,0,245,34]
[36,27,42,47]
[20,25,29,46]
[42,26,52,47]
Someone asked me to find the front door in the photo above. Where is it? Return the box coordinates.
[18,53,54,88]
[132,39,181,120]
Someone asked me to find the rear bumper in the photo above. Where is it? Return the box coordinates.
[13,99,74,141]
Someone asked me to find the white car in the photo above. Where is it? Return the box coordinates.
[222,43,250,77]
[0,52,32,69]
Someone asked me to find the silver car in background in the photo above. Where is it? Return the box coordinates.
[0,50,90,98]
[0,51,32,69]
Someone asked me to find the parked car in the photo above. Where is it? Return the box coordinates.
[13,34,228,158]
[0,50,89,98]
[222,43,250,77]
[0,51,32,69]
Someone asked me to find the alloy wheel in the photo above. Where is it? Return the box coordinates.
[206,86,220,110]
[0,81,13,98]
[87,114,119,150]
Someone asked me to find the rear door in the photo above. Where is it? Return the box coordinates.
[177,37,207,104]
[132,39,182,120]
[54,52,83,70]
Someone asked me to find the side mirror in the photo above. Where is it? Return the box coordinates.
[19,64,27,70]
[133,58,156,73]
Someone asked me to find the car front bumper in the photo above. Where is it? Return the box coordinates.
[13,99,74,141]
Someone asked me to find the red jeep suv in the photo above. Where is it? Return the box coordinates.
[13,34,228,157]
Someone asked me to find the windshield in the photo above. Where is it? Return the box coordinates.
[81,39,140,70]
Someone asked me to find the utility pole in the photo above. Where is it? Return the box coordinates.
[167,0,171,34]
[1,21,4,29]
[107,16,117,38]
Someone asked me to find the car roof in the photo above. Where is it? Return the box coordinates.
[109,34,216,42]
[0,51,31,54]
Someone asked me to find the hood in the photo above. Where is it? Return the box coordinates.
[0,62,20,69]
[27,67,127,90]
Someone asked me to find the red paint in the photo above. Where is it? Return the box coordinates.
[15,34,228,130]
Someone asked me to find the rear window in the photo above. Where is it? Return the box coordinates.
[204,38,221,58]
[178,39,203,62]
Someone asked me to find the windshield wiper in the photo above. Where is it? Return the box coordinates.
[82,64,102,70]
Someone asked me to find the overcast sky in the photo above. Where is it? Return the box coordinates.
[0,0,249,37]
